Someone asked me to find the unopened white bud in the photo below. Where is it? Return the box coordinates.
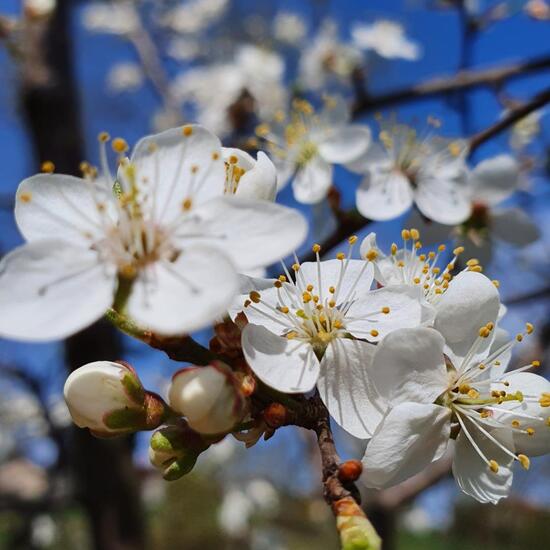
[64,360,166,437]
[168,362,246,435]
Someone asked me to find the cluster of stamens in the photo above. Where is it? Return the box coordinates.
[224,154,247,194]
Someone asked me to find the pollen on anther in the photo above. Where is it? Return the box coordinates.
[111,137,128,153]
[526,323,534,334]
[312,243,321,253]
[191,164,199,174]
[41,160,55,173]
[19,192,32,203]
[229,155,239,165]
[306,284,314,291]
[516,334,524,342]
[512,420,520,428]
[518,454,530,470]
[532,360,540,368]
[98,131,110,143]
[401,229,411,241]
[182,125,193,136]
[488,460,499,473]
[292,263,300,272]
[365,249,378,261]
[348,235,358,245]
[329,286,336,294]
[410,228,420,240]
[274,280,282,288]
[182,198,193,211]
[453,246,464,255]
[278,275,287,282]
[381,307,390,314]
[370,329,379,337]
[336,252,345,261]
[249,291,261,304]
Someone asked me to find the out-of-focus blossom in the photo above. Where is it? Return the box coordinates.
[106,62,144,93]
[510,109,543,150]
[259,97,371,203]
[24,0,56,18]
[298,20,362,91]
[167,37,201,62]
[0,125,306,340]
[159,0,228,34]
[273,11,307,45]
[525,0,550,20]
[82,1,139,35]
[218,487,253,537]
[352,20,421,60]
[172,45,287,136]
[353,120,471,224]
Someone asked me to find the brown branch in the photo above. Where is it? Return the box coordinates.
[469,87,550,153]
[353,55,550,115]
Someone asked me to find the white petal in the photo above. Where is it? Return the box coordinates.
[494,372,550,457]
[130,124,225,225]
[227,150,278,202]
[345,285,435,342]
[491,208,540,245]
[434,271,500,362]
[452,429,514,504]
[0,240,115,342]
[362,403,451,488]
[318,125,371,165]
[15,174,111,246]
[470,155,519,206]
[178,196,308,270]
[228,275,276,320]
[369,327,448,405]
[318,338,383,439]
[344,143,390,174]
[298,259,374,306]
[241,324,320,393]
[415,167,471,225]
[126,246,238,335]
[292,157,333,204]
[356,169,413,220]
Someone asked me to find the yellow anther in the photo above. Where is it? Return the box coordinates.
[532,360,540,368]
[415,242,422,249]
[190,164,199,174]
[410,228,420,240]
[370,329,379,337]
[539,393,550,407]
[479,327,491,338]
[526,323,534,334]
[448,141,463,157]
[329,300,336,308]
[435,288,443,294]
[302,292,312,303]
[336,252,345,261]
[488,460,499,473]
[365,249,378,261]
[19,192,32,203]
[182,125,193,136]
[459,384,472,394]
[466,258,479,266]
[312,243,321,253]
[249,291,261,304]
[296,309,307,319]
[401,229,411,241]
[478,363,486,370]
[212,152,220,160]
[274,280,282,288]
[278,275,287,282]
[120,264,137,279]
[292,263,300,272]
[280,306,289,314]
[182,198,193,211]
[516,334,524,342]
[98,131,110,142]
[286,331,298,340]
[480,410,491,418]
[526,427,535,436]
[306,284,314,292]
[228,155,238,165]
[518,454,530,470]
[333,320,343,329]
[468,389,480,399]
[413,277,421,284]
[381,307,390,314]
[453,246,464,255]
[255,123,270,137]
[348,235,358,245]
[438,244,446,252]
[244,299,251,308]
[312,295,320,303]
[40,160,55,173]
[469,265,483,273]
[433,267,441,275]
[492,279,500,288]
[511,420,520,428]
[397,261,405,268]
[111,137,128,153]
[486,322,494,331]
[391,243,398,255]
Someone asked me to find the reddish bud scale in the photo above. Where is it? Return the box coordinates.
[263,402,287,428]
[338,460,363,482]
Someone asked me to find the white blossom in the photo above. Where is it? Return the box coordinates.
[345,273,548,503]
[351,20,421,61]
[106,62,144,93]
[259,97,371,204]
[273,12,307,45]
[352,121,471,224]
[0,125,307,341]
[159,0,228,34]
[82,1,139,35]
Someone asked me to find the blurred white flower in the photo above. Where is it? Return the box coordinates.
[352,20,421,60]
[245,479,280,513]
[525,0,550,20]
[159,0,228,34]
[106,62,144,93]
[510,109,543,150]
[218,487,253,537]
[82,1,139,35]
[260,97,371,204]
[167,37,201,61]
[31,515,56,548]
[273,11,307,45]
[0,125,306,340]
[353,121,471,225]
[299,20,362,91]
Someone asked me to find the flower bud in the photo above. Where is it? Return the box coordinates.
[338,460,363,483]
[333,497,381,550]
[168,362,247,435]
[149,423,209,481]
[64,361,166,437]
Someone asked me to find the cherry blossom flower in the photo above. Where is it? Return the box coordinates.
[352,120,471,224]
[273,12,307,46]
[351,20,421,61]
[235,239,434,408]
[348,274,549,503]
[82,1,139,35]
[258,97,371,204]
[106,62,144,93]
[0,125,307,341]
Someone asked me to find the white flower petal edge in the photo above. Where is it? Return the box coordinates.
[126,246,239,336]
[318,125,371,164]
[362,403,451,489]
[242,323,320,394]
[491,208,541,246]
[470,155,519,206]
[317,338,383,439]
[0,240,116,342]
[292,156,333,204]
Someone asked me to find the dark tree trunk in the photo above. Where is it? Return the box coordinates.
[18,2,145,549]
